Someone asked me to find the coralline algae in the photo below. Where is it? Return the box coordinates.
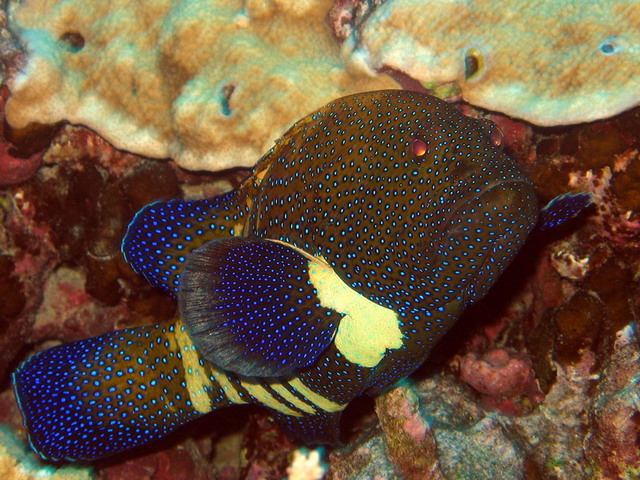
[5,0,396,171]
[343,0,640,126]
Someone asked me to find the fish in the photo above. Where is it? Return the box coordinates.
[12,90,590,461]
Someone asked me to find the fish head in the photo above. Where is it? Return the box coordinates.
[403,106,538,307]
[249,90,538,313]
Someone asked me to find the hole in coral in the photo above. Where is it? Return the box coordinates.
[600,43,614,54]
[220,84,235,116]
[3,119,62,158]
[599,36,622,55]
[59,31,85,53]
[464,49,483,80]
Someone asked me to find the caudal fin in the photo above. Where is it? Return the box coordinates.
[13,325,209,461]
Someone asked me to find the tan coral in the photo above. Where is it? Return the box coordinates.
[345,0,640,126]
[5,0,396,171]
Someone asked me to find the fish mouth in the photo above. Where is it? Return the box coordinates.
[432,178,538,304]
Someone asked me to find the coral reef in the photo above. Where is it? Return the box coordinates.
[0,425,93,480]
[0,0,639,478]
[328,327,639,480]
[587,324,640,479]
[5,0,395,171]
[339,0,640,126]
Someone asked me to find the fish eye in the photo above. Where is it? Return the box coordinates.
[599,36,623,55]
[411,138,428,157]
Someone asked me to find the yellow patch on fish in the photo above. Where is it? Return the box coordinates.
[173,322,214,414]
[308,259,404,368]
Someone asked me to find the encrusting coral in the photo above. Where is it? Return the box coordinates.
[342,0,640,126]
[0,426,93,480]
[5,0,396,171]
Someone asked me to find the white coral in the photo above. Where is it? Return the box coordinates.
[287,448,326,480]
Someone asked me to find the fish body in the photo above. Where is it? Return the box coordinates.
[15,90,562,461]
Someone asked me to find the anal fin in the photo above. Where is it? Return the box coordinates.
[273,410,342,446]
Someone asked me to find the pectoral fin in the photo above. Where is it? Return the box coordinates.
[178,237,341,377]
[539,192,593,230]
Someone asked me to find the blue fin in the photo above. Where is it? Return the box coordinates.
[12,327,203,461]
[178,237,341,378]
[121,191,242,295]
[538,192,593,230]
